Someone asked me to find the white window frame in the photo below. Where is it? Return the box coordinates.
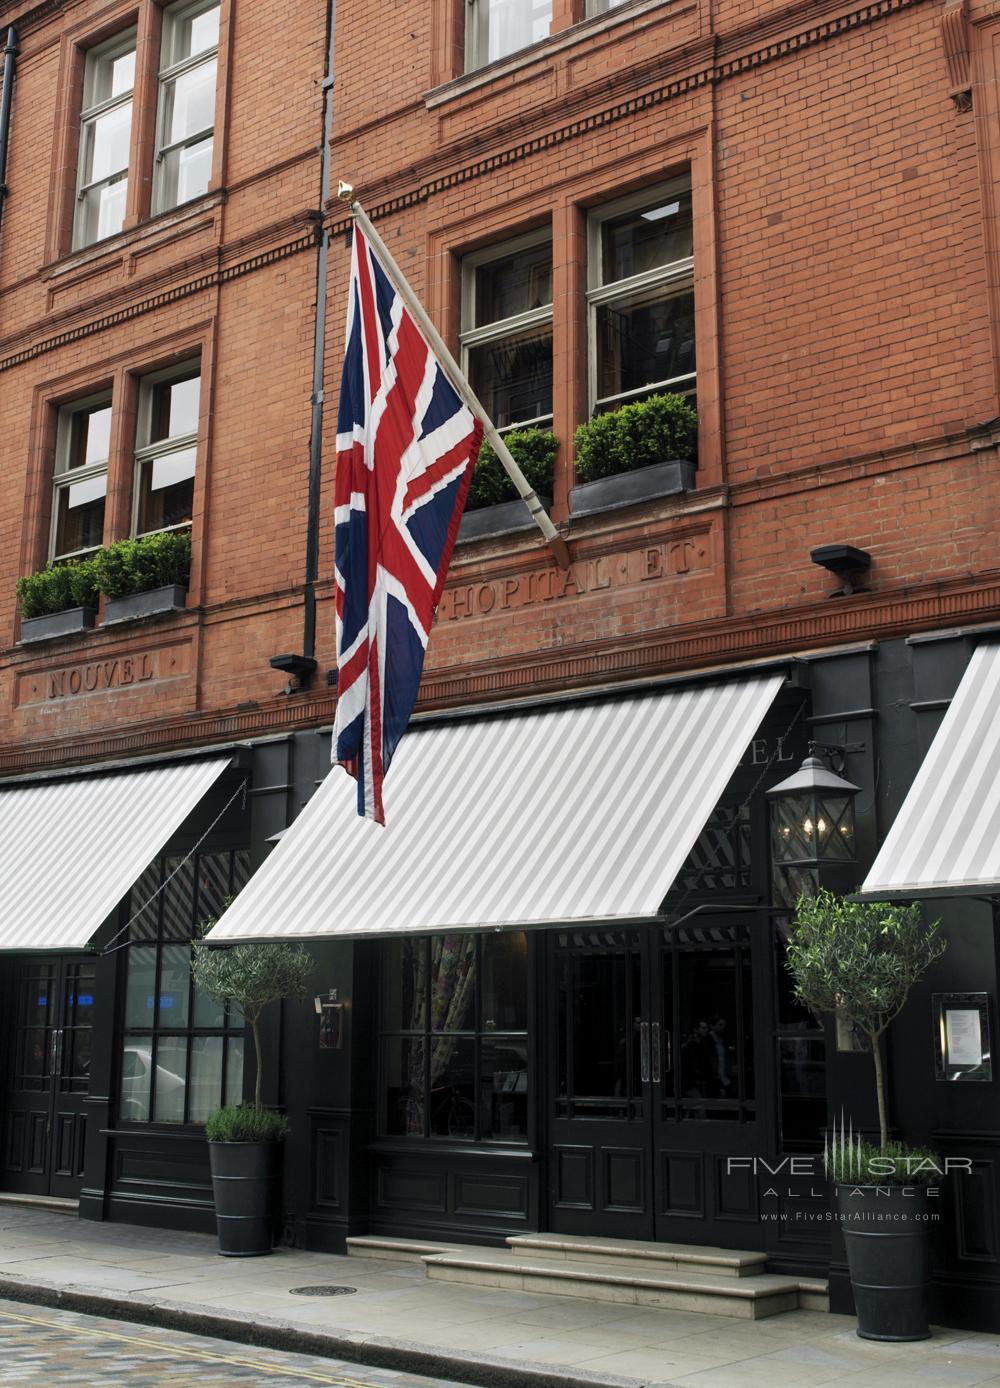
[152,0,219,215]
[586,175,695,415]
[50,392,113,563]
[465,0,553,73]
[132,360,201,538]
[73,30,137,250]
[460,228,554,434]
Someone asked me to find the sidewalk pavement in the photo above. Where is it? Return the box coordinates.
[2,1205,1000,1388]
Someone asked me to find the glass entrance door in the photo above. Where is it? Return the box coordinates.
[546,917,770,1246]
[1,956,96,1198]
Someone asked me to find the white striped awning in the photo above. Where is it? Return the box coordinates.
[210,674,784,943]
[0,758,231,951]
[860,642,1000,899]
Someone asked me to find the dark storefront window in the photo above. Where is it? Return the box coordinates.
[381,932,528,1143]
[119,848,248,1124]
[773,914,827,1149]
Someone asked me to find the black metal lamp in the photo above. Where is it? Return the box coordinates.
[767,743,861,869]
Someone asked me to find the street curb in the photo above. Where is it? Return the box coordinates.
[0,1275,658,1388]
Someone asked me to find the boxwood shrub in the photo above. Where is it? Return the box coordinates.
[573,393,697,484]
[204,1104,290,1144]
[466,427,557,511]
[16,555,101,619]
[16,530,192,619]
[96,530,192,601]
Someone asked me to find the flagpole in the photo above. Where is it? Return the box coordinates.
[338,182,571,571]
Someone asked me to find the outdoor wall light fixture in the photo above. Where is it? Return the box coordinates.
[269,652,318,694]
[810,544,872,598]
[766,743,861,868]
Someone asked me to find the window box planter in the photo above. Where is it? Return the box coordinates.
[570,459,695,519]
[458,496,551,544]
[19,606,97,643]
[103,583,188,625]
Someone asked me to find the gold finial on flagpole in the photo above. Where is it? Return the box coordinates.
[337,180,355,204]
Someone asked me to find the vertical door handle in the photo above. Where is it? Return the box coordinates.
[639,1020,650,1082]
[49,1029,59,1079]
[652,1022,662,1083]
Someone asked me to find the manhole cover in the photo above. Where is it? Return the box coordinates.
[289,1285,358,1297]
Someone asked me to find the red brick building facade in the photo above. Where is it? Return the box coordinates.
[1,0,999,1333]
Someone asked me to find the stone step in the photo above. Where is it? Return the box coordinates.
[0,1193,78,1216]
[507,1232,768,1278]
[346,1235,454,1263]
[421,1246,804,1320]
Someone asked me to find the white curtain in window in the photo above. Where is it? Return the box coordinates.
[488,0,551,63]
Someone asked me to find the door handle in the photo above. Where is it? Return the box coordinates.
[652,1022,662,1083]
[639,1020,650,1083]
[49,1028,63,1081]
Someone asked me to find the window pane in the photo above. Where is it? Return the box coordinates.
[163,59,217,144]
[188,1035,222,1122]
[129,863,161,941]
[67,405,112,471]
[125,945,158,1029]
[77,176,128,245]
[429,935,477,1032]
[677,947,753,1103]
[161,855,195,939]
[601,190,693,283]
[468,327,552,430]
[153,1037,188,1122]
[136,447,196,534]
[480,1039,528,1140]
[482,932,527,1032]
[121,1037,152,1120]
[596,287,695,404]
[164,2,220,67]
[474,243,551,326]
[150,372,200,443]
[157,944,191,1029]
[54,475,106,558]
[384,1037,425,1137]
[158,135,213,208]
[225,1036,244,1106]
[196,851,231,921]
[87,43,136,106]
[83,101,133,183]
[384,938,425,1031]
[483,0,551,64]
[192,979,224,1028]
[429,1037,475,1137]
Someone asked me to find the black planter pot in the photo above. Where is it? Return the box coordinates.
[208,1140,281,1257]
[458,495,552,544]
[103,583,188,625]
[569,459,696,518]
[20,606,96,643]
[836,1183,933,1340]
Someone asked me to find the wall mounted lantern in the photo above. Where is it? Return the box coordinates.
[767,743,861,870]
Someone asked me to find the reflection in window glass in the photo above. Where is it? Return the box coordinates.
[467,329,553,432]
[153,1037,188,1121]
[121,1038,152,1121]
[158,944,192,1029]
[601,191,693,284]
[155,3,219,211]
[381,934,528,1144]
[125,946,158,1029]
[474,242,552,326]
[188,1035,222,1122]
[596,288,695,407]
[75,33,135,249]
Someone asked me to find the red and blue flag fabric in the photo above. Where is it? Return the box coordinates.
[333,225,483,824]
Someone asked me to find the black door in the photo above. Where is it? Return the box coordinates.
[1,955,96,1198]
[546,915,772,1247]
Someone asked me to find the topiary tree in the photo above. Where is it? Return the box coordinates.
[191,940,313,1109]
[786,890,945,1149]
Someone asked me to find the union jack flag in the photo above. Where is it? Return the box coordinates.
[333,225,483,823]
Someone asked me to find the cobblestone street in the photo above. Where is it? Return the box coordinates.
[0,1299,468,1388]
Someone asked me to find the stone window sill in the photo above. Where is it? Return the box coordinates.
[41,190,224,282]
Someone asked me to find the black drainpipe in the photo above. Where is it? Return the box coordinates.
[301,0,336,676]
[0,27,19,233]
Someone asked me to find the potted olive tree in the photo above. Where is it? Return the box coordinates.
[191,938,313,1256]
[786,890,946,1341]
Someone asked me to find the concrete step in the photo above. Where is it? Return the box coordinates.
[421,1245,803,1320]
[507,1232,768,1278]
[0,1193,78,1216]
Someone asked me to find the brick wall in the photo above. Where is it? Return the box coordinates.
[0,0,996,764]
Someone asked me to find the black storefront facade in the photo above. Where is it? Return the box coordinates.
[2,628,1000,1332]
